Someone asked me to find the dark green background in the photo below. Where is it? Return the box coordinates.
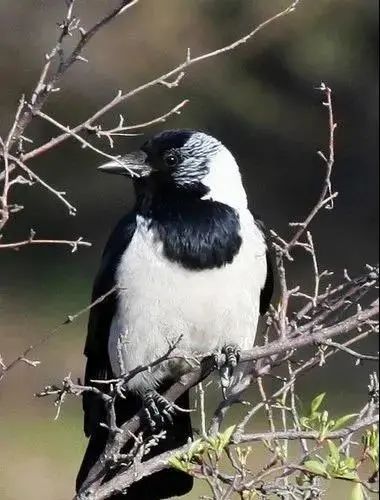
[0,1,378,498]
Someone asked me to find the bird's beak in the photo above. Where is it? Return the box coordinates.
[97,151,151,178]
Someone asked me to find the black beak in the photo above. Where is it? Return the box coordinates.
[97,151,151,178]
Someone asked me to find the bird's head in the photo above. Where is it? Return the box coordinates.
[98,129,247,209]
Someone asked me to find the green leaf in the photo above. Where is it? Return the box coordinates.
[371,426,379,448]
[311,393,326,415]
[206,436,218,450]
[187,438,206,457]
[334,470,359,481]
[296,473,310,486]
[218,425,236,449]
[300,417,311,429]
[327,440,340,463]
[362,425,379,469]
[177,440,205,464]
[351,483,365,500]
[319,427,329,442]
[242,491,257,500]
[331,414,358,431]
[168,456,190,473]
[304,460,329,477]
[321,410,329,425]
[344,456,357,469]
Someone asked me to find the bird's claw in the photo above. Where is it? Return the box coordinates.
[142,390,175,431]
[223,344,241,369]
[218,344,241,398]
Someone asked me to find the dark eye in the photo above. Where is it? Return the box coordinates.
[164,153,178,167]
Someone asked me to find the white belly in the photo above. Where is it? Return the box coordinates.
[108,211,267,390]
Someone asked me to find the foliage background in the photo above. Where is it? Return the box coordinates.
[0,1,378,499]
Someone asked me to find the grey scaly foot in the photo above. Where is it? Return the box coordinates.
[219,344,241,397]
[142,390,175,430]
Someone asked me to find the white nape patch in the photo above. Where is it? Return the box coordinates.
[108,212,267,394]
[201,147,248,210]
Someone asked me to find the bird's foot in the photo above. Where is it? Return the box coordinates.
[218,344,241,398]
[142,390,175,431]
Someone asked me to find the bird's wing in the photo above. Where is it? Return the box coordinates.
[78,212,194,497]
[260,249,274,315]
[83,212,137,437]
[253,216,274,315]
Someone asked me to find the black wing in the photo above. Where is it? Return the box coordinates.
[83,212,137,436]
[78,211,194,498]
[253,216,274,316]
[260,249,274,315]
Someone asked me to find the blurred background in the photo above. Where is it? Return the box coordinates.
[0,1,378,499]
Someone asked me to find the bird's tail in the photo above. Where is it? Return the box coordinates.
[76,390,193,500]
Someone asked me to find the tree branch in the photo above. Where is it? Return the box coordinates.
[20,0,301,163]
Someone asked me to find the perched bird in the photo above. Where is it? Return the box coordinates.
[76,129,273,499]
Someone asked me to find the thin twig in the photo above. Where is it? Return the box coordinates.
[0,285,117,381]
[7,0,140,151]
[21,1,301,163]
[284,84,337,254]
[0,232,91,252]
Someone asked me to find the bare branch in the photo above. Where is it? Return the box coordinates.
[319,339,379,362]
[0,230,91,252]
[85,99,189,149]
[8,154,78,215]
[7,0,140,151]
[0,285,117,381]
[1,4,377,499]
[284,84,337,254]
[238,414,379,444]
[20,1,302,163]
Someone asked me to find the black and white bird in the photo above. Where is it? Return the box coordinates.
[76,129,273,499]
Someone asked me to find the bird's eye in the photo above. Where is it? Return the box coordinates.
[164,153,178,167]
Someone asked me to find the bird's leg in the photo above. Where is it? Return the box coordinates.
[142,390,175,430]
[218,344,241,398]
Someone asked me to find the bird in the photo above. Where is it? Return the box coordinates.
[76,129,273,499]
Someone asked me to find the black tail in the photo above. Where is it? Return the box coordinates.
[76,390,193,500]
